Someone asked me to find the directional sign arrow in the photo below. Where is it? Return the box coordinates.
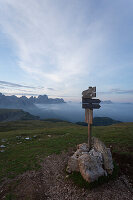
[82,98,101,104]
[82,103,101,109]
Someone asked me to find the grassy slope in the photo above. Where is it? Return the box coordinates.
[76,117,121,126]
[0,120,133,182]
[0,109,20,113]
[0,108,39,121]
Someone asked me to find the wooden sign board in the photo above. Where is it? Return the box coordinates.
[82,103,100,109]
[82,86,101,150]
[82,87,96,98]
[82,93,96,98]
[88,86,96,93]
[82,98,101,104]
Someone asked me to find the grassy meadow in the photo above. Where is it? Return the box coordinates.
[0,120,133,183]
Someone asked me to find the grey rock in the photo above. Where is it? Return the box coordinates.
[66,154,79,173]
[92,137,114,174]
[0,145,6,148]
[67,137,114,183]
[66,148,84,173]
[78,151,106,182]
[77,143,89,152]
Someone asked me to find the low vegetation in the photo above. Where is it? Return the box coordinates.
[76,117,121,126]
[0,120,133,184]
[0,109,39,122]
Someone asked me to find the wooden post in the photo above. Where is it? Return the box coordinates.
[88,123,91,150]
[88,109,93,150]
[82,86,100,150]
[85,109,89,123]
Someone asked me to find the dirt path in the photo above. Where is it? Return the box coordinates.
[0,152,133,200]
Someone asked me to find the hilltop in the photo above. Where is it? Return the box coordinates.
[76,117,121,126]
[0,109,39,122]
[0,109,122,126]
[0,120,133,199]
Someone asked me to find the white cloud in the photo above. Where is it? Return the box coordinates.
[0,0,133,100]
[0,0,108,88]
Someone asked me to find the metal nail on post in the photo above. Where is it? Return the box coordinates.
[82,87,101,150]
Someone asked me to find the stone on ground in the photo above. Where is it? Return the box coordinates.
[66,137,114,183]
[92,137,114,174]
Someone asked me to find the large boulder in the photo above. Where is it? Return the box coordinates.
[66,151,80,173]
[66,137,114,183]
[77,143,89,152]
[78,149,106,182]
[92,137,114,174]
[66,143,89,173]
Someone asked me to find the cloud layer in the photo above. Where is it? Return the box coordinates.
[0,80,57,96]
[0,1,109,88]
[0,0,133,101]
[0,80,35,89]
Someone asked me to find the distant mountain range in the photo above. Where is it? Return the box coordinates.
[0,93,65,109]
[0,109,39,122]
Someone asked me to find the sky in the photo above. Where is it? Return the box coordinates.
[0,0,133,102]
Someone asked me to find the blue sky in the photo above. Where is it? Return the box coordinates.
[0,0,133,102]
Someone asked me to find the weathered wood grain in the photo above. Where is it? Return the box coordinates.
[82,103,100,109]
[82,98,101,104]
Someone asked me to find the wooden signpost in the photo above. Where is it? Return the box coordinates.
[82,87,101,150]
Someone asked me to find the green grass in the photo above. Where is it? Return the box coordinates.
[0,120,133,182]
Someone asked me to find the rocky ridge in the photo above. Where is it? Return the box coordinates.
[0,93,65,109]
